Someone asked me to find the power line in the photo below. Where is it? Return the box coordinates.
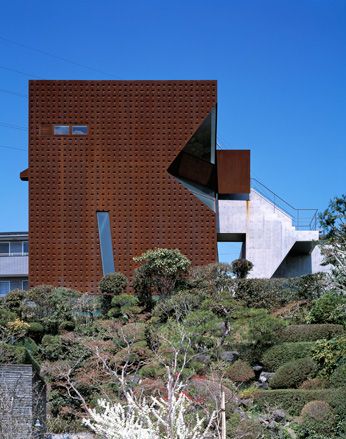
[0,144,27,152]
[0,65,43,79]
[0,88,27,98]
[0,121,27,131]
[0,35,120,79]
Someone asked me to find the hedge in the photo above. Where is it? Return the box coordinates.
[262,342,315,371]
[279,324,344,342]
[270,357,318,389]
[254,388,346,416]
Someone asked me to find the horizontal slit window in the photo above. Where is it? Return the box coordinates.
[54,125,69,135]
[72,125,88,135]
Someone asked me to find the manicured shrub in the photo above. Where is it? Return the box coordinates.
[307,292,346,325]
[299,400,336,436]
[225,359,255,383]
[230,258,253,279]
[99,272,128,314]
[279,324,344,342]
[133,248,191,309]
[99,272,128,295]
[299,377,329,390]
[270,357,318,389]
[254,388,346,416]
[330,364,346,388]
[262,342,315,371]
[312,335,346,376]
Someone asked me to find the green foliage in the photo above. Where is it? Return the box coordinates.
[235,274,326,309]
[270,357,318,389]
[262,342,315,371]
[255,388,346,416]
[298,400,337,437]
[99,272,128,295]
[0,342,29,364]
[230,258,253,279]
[152,288,205,323]
[118,322,147,344]
[41,335,65,361]
[279,324,344,342]
[225,359,255,383]
[133,248,191,308]
[22,286,81,331]
[247,308,286,348]
[330,363,346,388]
[99,272,128,314]
[307,292,346,325]
[108,294,141,319]
[312,335,346,376]
[189,263,236,294]
[17,337,39,355]
[2,289,26,317]
[0,307,16,326]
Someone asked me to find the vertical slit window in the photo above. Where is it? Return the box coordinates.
[97,212,115,275]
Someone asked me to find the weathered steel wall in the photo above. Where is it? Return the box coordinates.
[28,81,217,292]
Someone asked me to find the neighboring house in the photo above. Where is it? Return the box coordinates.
[19,80,326,293]
[0,232,29,296]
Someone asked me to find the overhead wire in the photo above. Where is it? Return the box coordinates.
[0,34,120,79]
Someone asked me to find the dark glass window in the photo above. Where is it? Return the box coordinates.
[97,212,115,275]
[23,241,29,254]
[54,125,69,135]
[0,281,10,297]
[72,125,88,135]
[10,242,22,255]
[0,243,9,255]
[22,280,29,290]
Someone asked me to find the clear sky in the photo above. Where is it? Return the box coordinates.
[0,0,345,235]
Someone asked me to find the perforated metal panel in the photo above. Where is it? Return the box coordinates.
[28,81,217,292]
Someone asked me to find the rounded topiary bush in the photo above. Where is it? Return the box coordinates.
[99,272,128,295]
[262,342,315,371]
[308,292,346,325]
[225,359,255,383]
[330,363,346,388]
[299,377,329,390]
[300,400,336,435]
[279,324,344,342]
[270,357,318,389]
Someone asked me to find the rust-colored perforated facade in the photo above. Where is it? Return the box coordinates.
[27,80,218,292]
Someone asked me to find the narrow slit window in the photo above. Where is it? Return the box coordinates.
[72,125,88,135]
[54,125,69,135]
[97,212,115,275]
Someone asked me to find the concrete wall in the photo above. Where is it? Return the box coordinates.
[0,365,33,439]
[218,190,324,278]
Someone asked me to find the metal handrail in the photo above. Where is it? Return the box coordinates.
[251,178,318,231]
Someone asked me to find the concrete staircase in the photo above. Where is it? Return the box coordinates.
[218,189,320,278]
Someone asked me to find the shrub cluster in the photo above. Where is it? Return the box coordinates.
[270,357,318,389]
[255,388,346,416]
[307,292,346,326]
[262,342,315,371]
[279,324,344,342]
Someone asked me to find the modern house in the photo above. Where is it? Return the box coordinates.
[20,80,326,293]
[0,232,29,296]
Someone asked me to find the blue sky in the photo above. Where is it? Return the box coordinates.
[0,0,345,235]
